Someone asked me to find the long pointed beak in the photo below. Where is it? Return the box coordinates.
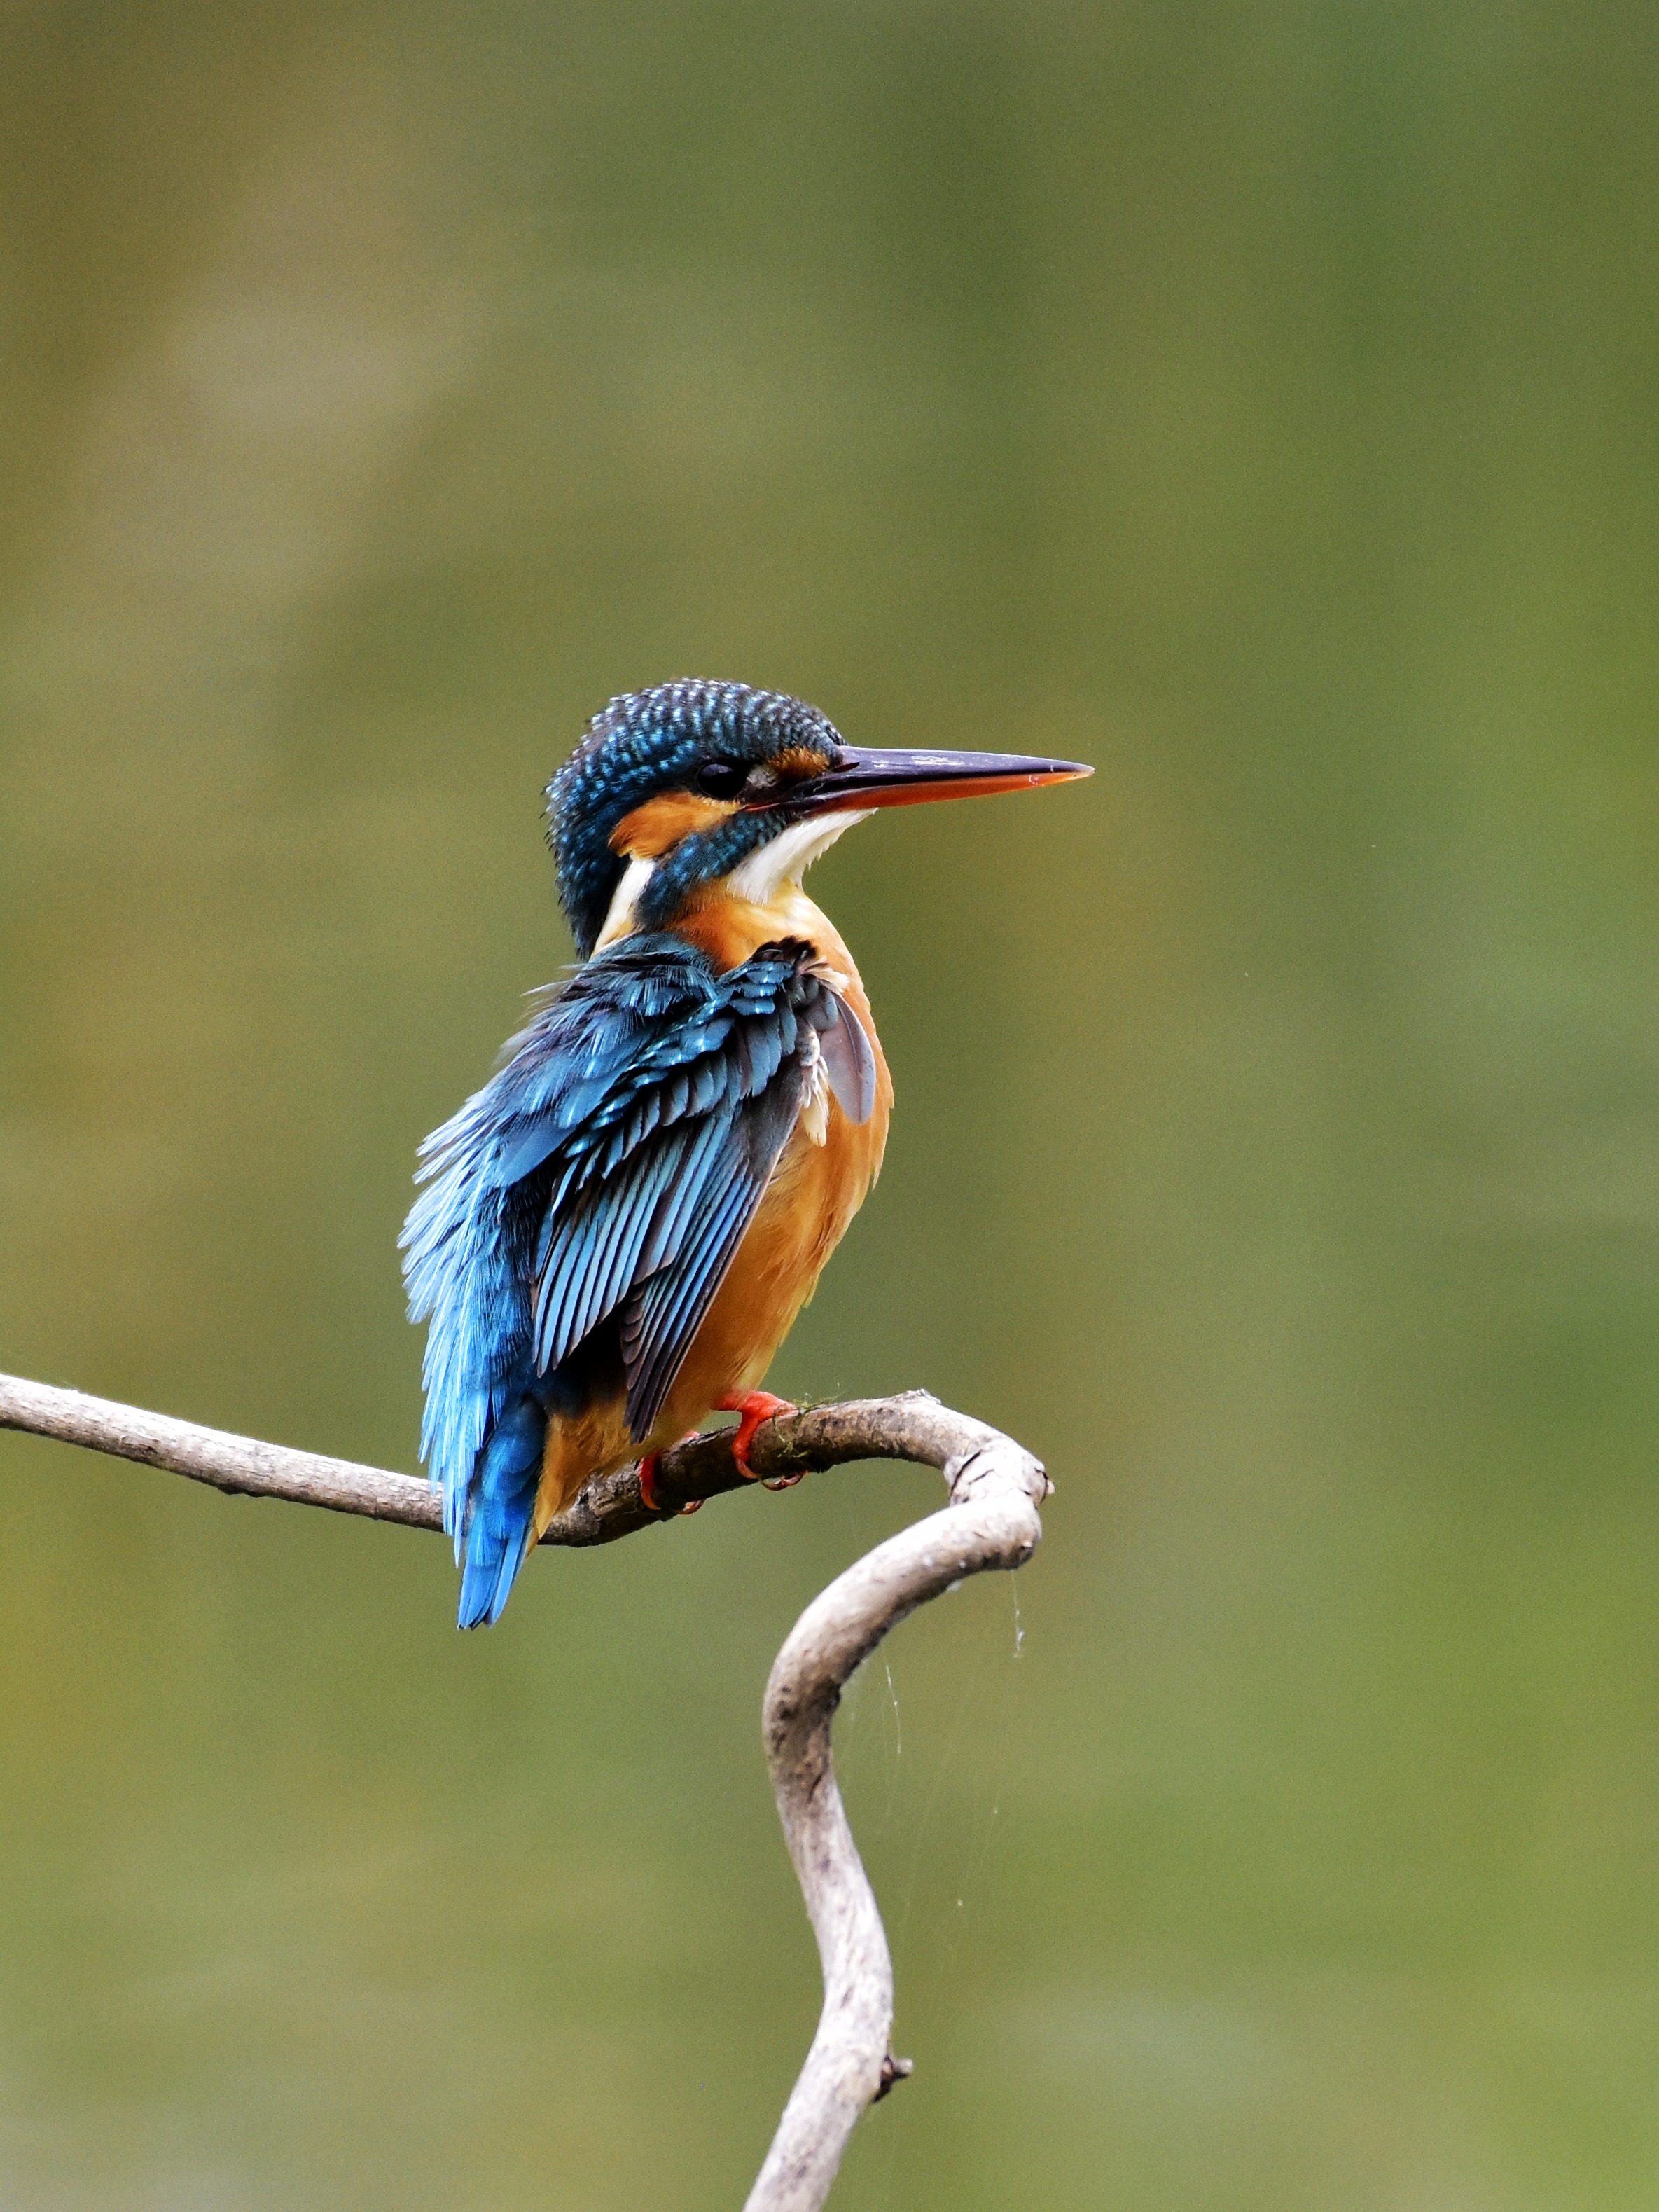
[766,745,1093,815]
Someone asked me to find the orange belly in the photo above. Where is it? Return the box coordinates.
[529,886,892,1538]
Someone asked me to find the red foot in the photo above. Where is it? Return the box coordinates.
[639,1432,702,1516]
[638,1451,666,1514]
[715,1390,799,1488]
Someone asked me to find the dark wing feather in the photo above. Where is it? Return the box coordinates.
[618,1058,813,1435]
[522,939,829,1415]
[532,1112,719,1374]
[530,960,818,1435]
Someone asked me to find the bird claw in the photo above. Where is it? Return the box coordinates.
[642,1400,799,1508]
[638,1432,702,1515]
[637,1451,667,1514]
[714,1390,798,1482]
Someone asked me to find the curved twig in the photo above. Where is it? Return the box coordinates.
[0,1371,1050,2211]
[743,1397,1050,2212]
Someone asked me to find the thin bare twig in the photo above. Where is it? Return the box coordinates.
[0,1369,1049,2212]
[742,1395,1050,2212]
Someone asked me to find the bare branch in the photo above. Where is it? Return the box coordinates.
[0,1369,1050,2211]
[0,1370,444,1528]
[744,1402,1049,2212]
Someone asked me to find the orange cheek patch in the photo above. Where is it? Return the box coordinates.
[610,790,737,858]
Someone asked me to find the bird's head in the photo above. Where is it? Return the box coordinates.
[546,678,1091,957]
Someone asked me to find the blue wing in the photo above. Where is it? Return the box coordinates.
[400,934,870,1621]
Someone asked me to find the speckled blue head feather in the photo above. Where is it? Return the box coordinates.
[546,679,845,955]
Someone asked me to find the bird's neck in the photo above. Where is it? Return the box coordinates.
[672,878,859,983]
[592,807,873,983]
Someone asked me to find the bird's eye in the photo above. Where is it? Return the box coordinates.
[695,759,749,800]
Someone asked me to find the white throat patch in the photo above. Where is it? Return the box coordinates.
[727,808,875,906]
[594,853,657,952]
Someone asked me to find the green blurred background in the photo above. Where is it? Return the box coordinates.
[4,4,1658,2206]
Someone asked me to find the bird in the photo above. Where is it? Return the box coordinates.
[401,679,1090,1626]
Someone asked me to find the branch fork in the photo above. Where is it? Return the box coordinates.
[0,1371,1049,2212]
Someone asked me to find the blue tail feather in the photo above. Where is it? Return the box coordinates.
[457,1391,546,1629]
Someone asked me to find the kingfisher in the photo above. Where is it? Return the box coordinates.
[401,679,1089,1626]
